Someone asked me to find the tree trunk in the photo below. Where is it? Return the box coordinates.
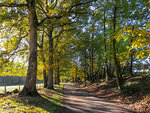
[89,52,92,82]
[109,43,112,77]
[57,61,60,85]
[130,27,134,76]
[103,10,109,82]
[54,75,57,84]
[47,26,54,89]
[130,52,133,76]
[84,73,86,86]
[75,63,77,82]
[113,39,121,90]
[112,6,121,90]
[72,77,74,82]
[89,33,94,83]
[43,69,47,88]
[38,28,48,88]
[19,0,39,96]
[91,39,94,83]
[84,47,87,86]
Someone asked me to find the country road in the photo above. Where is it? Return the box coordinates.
[63,83,135,113]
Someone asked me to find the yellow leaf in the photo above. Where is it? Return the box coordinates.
[127,30,132,32]
[132,33,134,37]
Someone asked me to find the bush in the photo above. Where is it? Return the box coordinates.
[121,85,140,95]
[121,75,150,96]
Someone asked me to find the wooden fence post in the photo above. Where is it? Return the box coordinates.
[4,83,6,94]
[19,84,20,92]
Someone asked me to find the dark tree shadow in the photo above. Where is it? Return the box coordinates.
[63,83,138,113]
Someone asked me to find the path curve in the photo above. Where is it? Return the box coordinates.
[63,83,135,113]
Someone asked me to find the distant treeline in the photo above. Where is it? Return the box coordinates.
[0,76,42,86]
[0,76,25,86]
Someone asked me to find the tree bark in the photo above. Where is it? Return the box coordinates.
[57,60,60,85]
[47,26,54,89]
[91,37,94,83]
[89,52,92,82]
[130,26,134,76]
[109,43,112,77]
[75,63,77,82]
[130,51,133,76]
[103,10,109,82]
[89,33,94,83]
[43,69,47,88]
[84,73,86,86]
[84,47,87,86]
[112,6,121,90]
[41,29,47,88]
[19,0,39,96]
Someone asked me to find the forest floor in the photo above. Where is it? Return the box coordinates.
[75,73,150,113]
[0,84,64,113]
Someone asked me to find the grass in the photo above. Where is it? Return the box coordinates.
[0,84,43,93]
[0,85,23,93]
[0,84,64,113]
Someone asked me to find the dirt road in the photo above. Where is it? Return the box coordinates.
[63,83,135,113]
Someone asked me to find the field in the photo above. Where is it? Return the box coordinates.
[0,84,43,94]
[0,84,64,113]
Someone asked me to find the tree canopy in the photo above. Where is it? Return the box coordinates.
[0,0,149,96]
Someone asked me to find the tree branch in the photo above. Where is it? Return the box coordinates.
[68,0,95,13]
[53,22,75,29]
[53,28,76,40]
[0,3,27,7]
[37,15,63,26]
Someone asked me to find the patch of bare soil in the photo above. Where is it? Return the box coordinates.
[75,76,150,113]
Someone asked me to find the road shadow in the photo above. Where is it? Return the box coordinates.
[63,83,137,113]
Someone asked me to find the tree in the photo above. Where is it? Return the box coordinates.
[0,0,40,96]
[19,0,39,96]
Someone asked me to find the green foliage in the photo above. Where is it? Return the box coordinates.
[121,75,150,96]
[0,0,149,98]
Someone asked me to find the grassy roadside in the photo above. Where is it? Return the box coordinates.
[75,74,150,112]
[0,84,64,113]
